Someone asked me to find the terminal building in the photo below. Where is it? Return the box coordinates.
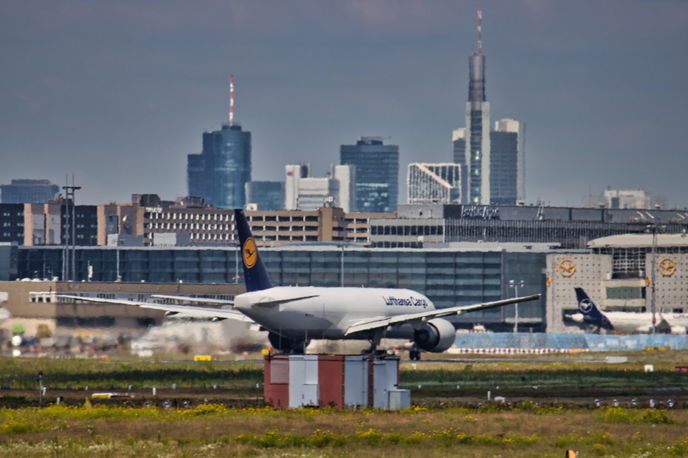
[546,233,688,333]
[369,204,688,249]
[2,231,688,335]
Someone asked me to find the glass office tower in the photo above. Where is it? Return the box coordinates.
[187,124,251,209]
[340,137,398,213]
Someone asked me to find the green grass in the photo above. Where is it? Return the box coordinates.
[0,405,686,457]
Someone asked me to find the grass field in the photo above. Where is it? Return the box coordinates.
[1,351,688,456]
[1,404,687,456]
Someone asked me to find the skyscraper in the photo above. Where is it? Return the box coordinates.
[340,137,398,212]
[187,76,251,209]
[245,181,285,211]
[284,164,354,212]
[490,119,525,205]
[452,11,526,206]
[462,10,491,205]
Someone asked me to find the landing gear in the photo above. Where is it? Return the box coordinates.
[363,329,384,355]
[409,350,422,361]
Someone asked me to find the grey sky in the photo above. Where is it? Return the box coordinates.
[1,0,687,208]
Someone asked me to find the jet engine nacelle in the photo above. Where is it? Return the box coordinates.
[268,332,308,354]
[413,318,456,352]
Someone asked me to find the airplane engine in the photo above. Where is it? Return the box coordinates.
[268,332,309,353]
[413,318,456,352]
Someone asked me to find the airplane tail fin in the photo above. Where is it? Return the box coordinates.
[234,209,273,292]
[574,287,613,330]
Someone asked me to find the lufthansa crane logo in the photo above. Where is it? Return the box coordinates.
[578,298,593,314]
[658,258,676,277]
[242,237,257,269]
[557,259,576,278]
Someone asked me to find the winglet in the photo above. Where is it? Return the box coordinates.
[235,209,273,292]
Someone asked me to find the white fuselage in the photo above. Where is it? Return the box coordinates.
[570,311,688,334]
[234,286,435,339]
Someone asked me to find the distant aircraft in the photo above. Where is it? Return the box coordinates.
[567,287,688,334]
[59,210,540,359]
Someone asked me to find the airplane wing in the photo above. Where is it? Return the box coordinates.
[151,294,233,305]
[54,295,254,323]
[344,293,541,336]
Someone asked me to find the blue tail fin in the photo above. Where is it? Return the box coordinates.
[234,209,273,292]
[574,288,613,330]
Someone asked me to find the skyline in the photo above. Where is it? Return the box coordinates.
[1,1,687,208]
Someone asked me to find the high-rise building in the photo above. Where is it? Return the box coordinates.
[284,164,354,212]
[490,119,525,205]
[452,12,526,206]
[1,179,59,204]
[187,76,251,209]
[245,181,285,211]
[407,163,462,204]
[340,137,398,212]
[459,10,491,205]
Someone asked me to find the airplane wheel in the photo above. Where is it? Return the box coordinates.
[410,350,421,361]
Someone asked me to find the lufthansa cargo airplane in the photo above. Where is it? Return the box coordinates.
[60,210,540,358]
[567,287,688,334]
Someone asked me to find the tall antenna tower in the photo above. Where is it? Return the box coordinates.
[476,9,483,55]
[228,74,235,126]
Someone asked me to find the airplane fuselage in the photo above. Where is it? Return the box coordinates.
[234,286,435,340]
[570,311,688,333]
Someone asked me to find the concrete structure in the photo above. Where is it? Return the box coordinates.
[490,119,525,205]
[546,233,688,333]
[284,164,354,212]
[245,181,284,211]
[263,354,408,410]
[1,179,59,204]
[246,207,346,246]
[0,200,97,247]
[369,203,688,249]
[407,163,462,205]
[340,137,399,213]
[97,194,388,248]
[596,189,653,209]
[98,194,235,246]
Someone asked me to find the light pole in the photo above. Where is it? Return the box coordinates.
[646,223,665,335]
[509,279,525,333]
[339,243,345,287]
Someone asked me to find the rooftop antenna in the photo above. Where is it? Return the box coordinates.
[228,74,235,126]
[476,9,483,56]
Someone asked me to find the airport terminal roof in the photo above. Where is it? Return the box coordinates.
[588,233,688,248]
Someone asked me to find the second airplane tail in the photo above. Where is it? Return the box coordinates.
[234,209,273,292]
[574,287,613,330]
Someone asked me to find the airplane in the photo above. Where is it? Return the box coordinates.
[566,287,688,334]
[57,209,541,359]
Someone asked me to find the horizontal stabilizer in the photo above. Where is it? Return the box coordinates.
[53,294,254,323]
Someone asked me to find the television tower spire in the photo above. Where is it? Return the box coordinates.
[228,74,235,126]
[477,9,483,56]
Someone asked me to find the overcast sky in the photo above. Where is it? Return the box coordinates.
[1,0,687,208]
